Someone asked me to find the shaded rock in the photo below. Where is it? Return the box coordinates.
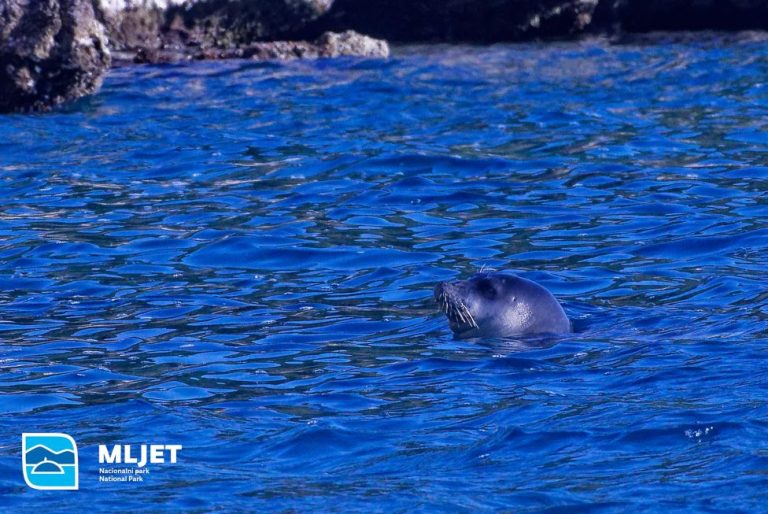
[617,0,768,32]
[98,1,167,52]
[0,0,111,112]
[302,0,601,42]
[169,0,333,46]
[304,0,768,41]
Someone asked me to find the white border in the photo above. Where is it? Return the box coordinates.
[22,433,79,491]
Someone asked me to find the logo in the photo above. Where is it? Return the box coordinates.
[22,433,79,490]
[98,443,182,483]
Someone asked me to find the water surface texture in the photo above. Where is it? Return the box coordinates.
[1,36,767,511]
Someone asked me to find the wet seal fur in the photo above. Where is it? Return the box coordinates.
[434,272,570,338]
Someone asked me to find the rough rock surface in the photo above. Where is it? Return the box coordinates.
[134,30,389,64]
[0,0,111,112]
[315,30,389,58]
[101,0,335,53]
[98,1,167,52]
[169,0,333,46]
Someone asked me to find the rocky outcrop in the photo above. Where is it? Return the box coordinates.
[134,29,389,64]
[4,0,766,114]
[167,0,333,47]
[0,0,111,112]
[98,1,391,64]
[97,1,169,52]
[100,0,768,65]
[302,0,602,42]
[292,0,768,41]
[316,30,389,58]
[100,0,336,54]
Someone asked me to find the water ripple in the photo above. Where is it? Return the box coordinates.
[0,36,766,511]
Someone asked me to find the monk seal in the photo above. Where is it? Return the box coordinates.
[434,272,570,338]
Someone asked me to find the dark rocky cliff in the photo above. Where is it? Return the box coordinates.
[3,0,768,113]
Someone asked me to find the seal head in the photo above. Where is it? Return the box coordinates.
[434,272,570,338]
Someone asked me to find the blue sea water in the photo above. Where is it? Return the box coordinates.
[1,34,768,511]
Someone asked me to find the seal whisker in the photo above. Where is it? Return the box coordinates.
[461,304,478,328]
[457,301,477,329]
[435,285,481,331]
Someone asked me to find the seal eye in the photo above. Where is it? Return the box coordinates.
[477,279,497,300]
